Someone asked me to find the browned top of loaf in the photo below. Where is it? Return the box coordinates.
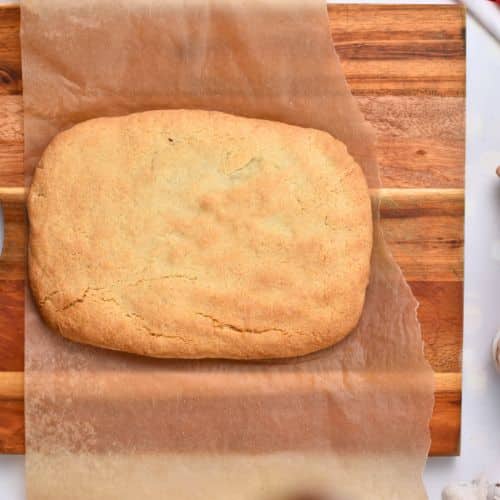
[28,109,372,359]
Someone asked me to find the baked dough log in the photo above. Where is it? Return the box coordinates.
[28,110,372,359]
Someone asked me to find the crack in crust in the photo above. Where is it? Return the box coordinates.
[39,274,198,312]
[196,312,289,336]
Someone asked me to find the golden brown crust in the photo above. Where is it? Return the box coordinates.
[28,110,372,359]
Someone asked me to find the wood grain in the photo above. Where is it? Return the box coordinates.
[0,281,23,371]
[0,201,25,281]
[0,400,23,453]
[0,95,23,187]
[0,371,461,454]
[0,94,466,189]
[0,5,466,98]
[415,281,463,374]
[330,4,465,97]
[430,387,462,456]
[0,4,21,95]
[0,187,463,374]
[0,4,465,455]
[1,371,462,402]
[0,187,464,284]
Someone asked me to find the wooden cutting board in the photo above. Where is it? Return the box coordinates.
[0,4,464,455]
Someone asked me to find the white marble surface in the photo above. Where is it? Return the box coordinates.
[424,10,500,499]
[0,1,499,499]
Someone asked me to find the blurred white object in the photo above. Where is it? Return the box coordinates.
[443,477,500,500]
[493,330,500,373]
[458,0,500,42]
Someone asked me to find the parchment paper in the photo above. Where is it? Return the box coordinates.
[21,1,434,498]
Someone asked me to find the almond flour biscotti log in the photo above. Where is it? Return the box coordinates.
[28,110,372,359]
